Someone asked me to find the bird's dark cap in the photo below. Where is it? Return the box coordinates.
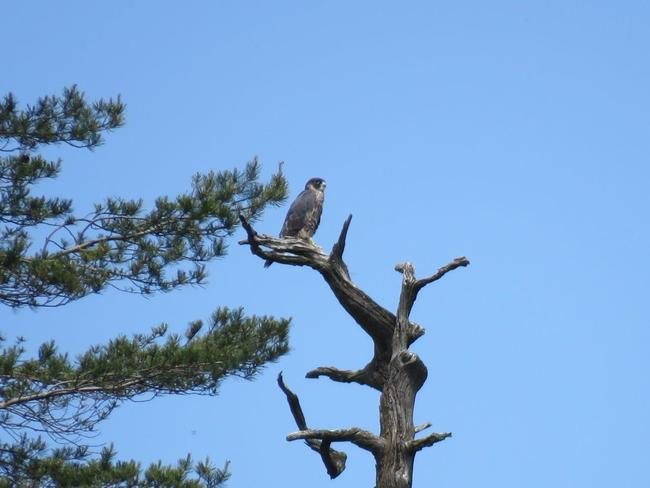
[305,177,326,189]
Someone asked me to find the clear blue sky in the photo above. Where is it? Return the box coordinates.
[4,1,650,487]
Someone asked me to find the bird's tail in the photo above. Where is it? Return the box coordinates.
[264,259,273,268]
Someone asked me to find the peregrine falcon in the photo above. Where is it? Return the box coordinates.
[264,177,326,268]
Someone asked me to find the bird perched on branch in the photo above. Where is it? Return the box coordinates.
[264,177,326,268]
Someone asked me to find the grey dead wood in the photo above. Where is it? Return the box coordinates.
[239,214,469,488]
[277,372,348,479]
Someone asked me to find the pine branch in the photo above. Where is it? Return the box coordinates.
[0,86,124,152]
[0,88,289,308]
[0,308,290,441]
[0,86,292,486]
[0,439,231,487]
[0,159,287,308]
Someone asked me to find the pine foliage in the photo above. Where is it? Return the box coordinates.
[0,439,231,487]
[0,308,289,441]
[0,86,287,308]
[0,87,291,486]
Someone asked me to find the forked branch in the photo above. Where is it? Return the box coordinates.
[395,257,470,327]
[277,373,348,479]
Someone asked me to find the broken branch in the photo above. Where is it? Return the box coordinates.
[408,431,452,452]
[305,365,383,390]
[415,257,470,291]
[287,427,383,454]
[277,373,348,479]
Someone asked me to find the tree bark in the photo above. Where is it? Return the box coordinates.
[240,215,468,487]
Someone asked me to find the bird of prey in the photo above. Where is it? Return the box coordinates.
[264,177,326,268]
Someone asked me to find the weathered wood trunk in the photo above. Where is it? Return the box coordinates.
[376,359,421,488]
[374,262,429,488]
[240,214,468,488]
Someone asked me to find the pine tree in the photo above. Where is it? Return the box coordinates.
[0,86,290,486]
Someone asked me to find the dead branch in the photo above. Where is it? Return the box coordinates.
[408,431,452,452]
[415,257,470,291]
[305,365,382,390]
[277,373,348,479]
[239,216,432,387]
[287,427,383,454]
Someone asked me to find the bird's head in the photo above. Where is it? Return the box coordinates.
[305,177,326,192]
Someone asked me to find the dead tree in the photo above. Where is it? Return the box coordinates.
[239,214,469,488]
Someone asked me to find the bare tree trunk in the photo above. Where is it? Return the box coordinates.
[240,215,468,487]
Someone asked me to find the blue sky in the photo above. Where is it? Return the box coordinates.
[3,1,650,486]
